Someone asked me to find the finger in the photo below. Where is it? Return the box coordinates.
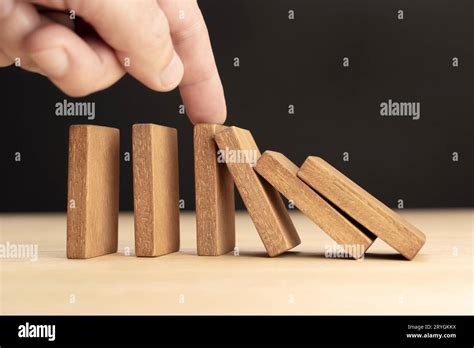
[0,50,12,67]
[0,0,14,19]
[25,0,184,92]
[25,23,125,96]
[0,1,43,73]
[158,0,226,124]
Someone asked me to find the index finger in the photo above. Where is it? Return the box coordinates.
[158,0,227,124]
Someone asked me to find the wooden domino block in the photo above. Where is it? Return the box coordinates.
[298,157,426,259]
[67,125,120,259]
[132,124,180,257]
[194,124,235,256]
[214,126,301,257]
[255,151,376,259]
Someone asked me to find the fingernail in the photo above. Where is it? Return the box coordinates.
[159,53,184,90]
[0,0,14,19]
[30,47,69,79]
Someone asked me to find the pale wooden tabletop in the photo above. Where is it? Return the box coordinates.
[0,209,472,315]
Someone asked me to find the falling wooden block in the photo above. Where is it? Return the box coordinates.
[67,125,120,259]
[194,124,235,256]
[298,157,426,259]
[255,151,376,259]
[214,126,301,257]
[132,124,180,257]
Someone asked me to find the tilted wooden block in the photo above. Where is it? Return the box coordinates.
[132,124,180,257]
[255,151,376,259]
[298,157,426,259]
[67,125,120,259]
[214,126,301,257]
[194,124,235,256]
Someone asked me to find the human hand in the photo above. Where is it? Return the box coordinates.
[0,0,226,124]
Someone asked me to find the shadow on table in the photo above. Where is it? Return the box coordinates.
[364,253,407,261]
[234,250,408,261]
[169,249,411,261]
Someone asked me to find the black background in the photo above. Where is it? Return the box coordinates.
[0,0,472,212]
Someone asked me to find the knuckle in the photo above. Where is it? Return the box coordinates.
[172,16,206,42]
[20,61,39,71]
[62,84,94,98]
[150,8,172,43]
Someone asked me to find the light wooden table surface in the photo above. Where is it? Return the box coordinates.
[0,209,472,315]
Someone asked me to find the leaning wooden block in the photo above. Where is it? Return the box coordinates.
[67,125,120,259]
[194,124,235,256]
[214,126,301,257]
[132,124,180,257]
[298,157,426,259]
[255,151,376,259]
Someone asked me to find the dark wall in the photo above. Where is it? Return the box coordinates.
[1,0,472,212]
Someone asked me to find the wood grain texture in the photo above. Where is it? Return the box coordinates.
[298,156,426,260]
[194,124,235,256]
[132,124,180,257]
[214,126,300,257]
[255,151,376,259]
[67,125,120,259]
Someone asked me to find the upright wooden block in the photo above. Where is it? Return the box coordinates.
[298,157,426,259]
[194,124,235,256]
[132,124,180,257]
[255,151,376,259]
[67,125,120,259]
[214,126,301,257]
